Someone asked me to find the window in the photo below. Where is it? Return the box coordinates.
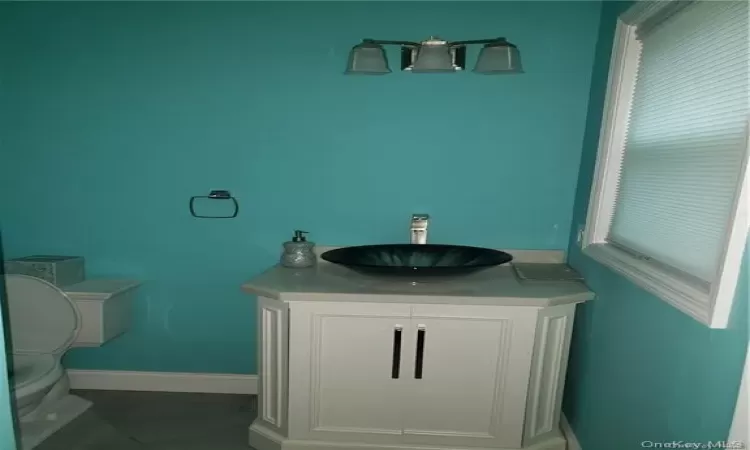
[584,0,749,328]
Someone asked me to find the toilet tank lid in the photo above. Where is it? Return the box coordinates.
[63,279,141,301]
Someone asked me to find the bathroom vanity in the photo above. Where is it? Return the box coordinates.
[242,256,592,450]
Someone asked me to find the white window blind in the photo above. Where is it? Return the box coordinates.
[610,0,749,283]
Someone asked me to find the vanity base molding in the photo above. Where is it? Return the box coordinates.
[249,422,567,450]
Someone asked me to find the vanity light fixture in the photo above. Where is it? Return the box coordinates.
[345,36,523,75]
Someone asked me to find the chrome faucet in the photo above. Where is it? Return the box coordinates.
[410,214,430,244]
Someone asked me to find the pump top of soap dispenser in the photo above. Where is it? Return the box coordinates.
[293,230,309,242]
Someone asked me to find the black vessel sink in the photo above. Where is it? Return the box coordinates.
[320,244,513,277]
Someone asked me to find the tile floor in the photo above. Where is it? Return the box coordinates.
[34,390,258,450]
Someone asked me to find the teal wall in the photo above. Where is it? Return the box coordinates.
[0,2,602,373]
[563,2,749,448]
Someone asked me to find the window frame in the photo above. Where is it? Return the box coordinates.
[582,1,749,329]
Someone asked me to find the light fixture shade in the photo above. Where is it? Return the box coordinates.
[345,42,391,75]
[474,41,523,74]
[411,38,455,73]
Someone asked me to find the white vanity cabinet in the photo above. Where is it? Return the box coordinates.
[250,297,579,450]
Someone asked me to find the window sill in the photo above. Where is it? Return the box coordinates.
[582,243,713,326]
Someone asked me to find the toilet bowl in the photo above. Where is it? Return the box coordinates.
[5,275,92,449]
[12,354,65,418]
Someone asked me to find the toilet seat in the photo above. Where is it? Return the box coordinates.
[5,275,81,357]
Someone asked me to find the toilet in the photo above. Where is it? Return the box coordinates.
[6,274,93,449]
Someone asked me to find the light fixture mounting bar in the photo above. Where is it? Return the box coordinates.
[447,37,508,46]
[362,38,420,47]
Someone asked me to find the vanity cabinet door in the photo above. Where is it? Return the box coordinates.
[288,302,412,445]
[402,305,538,449]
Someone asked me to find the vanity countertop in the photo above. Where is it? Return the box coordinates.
[242,262,593,307]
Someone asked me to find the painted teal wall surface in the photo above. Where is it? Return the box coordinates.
[0,1,602,373]
[563,2,749,448]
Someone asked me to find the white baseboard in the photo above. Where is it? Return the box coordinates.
[67,370,258,395]
[560,414,582,450]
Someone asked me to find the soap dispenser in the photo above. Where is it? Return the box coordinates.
[280,230,316,268]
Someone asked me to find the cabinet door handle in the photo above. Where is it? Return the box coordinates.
[415,326,426,379]
[391,326,403,379]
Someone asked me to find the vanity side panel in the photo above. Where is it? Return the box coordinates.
[257,296,289,437]
[523,303,576,447]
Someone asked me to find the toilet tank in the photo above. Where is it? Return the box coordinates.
[63,280,141,347]
[4,255,85,287]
